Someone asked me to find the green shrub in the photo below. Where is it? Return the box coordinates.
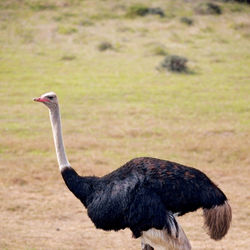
[227,0,250,3]
[126,4,165,18]
[195,3,222,15]
[126,4,149,17]
[147,7,165,17]
[97,42,113,51]
[158,55,188,72]
[180,17,194,26]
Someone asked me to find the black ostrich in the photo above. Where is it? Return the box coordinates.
[34,92,232,250]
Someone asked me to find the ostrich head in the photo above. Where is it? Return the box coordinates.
[33,92,58,110]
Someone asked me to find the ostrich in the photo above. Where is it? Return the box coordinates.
[33,92,232,250]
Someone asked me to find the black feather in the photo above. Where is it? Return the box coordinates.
[61,157,227,237]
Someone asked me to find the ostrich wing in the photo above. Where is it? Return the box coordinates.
[86,165,178,238]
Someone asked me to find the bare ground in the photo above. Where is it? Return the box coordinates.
[0,150,249,250]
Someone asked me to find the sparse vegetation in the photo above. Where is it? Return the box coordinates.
[151,44,168,56]
[28,1,57,11]
[57,25,78,35]
[126,4,165,18]
[158,55,188,72]
[97,41,114,51]
[79,19,94,26]
[180,17,194,26]
[126,4,150,17]
[61,55,76,60]
[195,2,222,15]
[146,7,165,17]
[232,0,250,3]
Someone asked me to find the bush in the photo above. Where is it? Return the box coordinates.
[221,0,250,3]
[195,3,222,15]
[234,0,250,3]
[126,4,165,18]
[147,7,165,17]
[126,4,149,17]
[97,42,113,51]
[180,17,194,26]
[158,55,188,72]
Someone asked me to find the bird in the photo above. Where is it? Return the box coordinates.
[33,92,232,250]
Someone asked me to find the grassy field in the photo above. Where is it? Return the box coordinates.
[0,0,250,249]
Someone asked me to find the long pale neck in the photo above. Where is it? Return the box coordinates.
[48,104,97,206]
[49,105,70,171]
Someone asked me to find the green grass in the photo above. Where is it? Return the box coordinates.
[0,0,250,249]
[0,4,249,156]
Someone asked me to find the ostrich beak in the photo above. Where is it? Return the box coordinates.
[33,97,49,103]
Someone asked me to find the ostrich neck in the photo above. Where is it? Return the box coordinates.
[49,106,70,171]
[48,104,96,207]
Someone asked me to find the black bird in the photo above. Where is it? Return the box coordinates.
[34,92,232,250]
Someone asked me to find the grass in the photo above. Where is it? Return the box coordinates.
[0,0,250,249]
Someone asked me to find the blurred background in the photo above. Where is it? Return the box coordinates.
[0,0,249,249]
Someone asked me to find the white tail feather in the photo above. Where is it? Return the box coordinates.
[141,223,191,250]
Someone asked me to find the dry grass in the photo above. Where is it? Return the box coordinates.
[0,0,250,249]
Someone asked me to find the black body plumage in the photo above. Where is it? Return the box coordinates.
[61,157,228,238]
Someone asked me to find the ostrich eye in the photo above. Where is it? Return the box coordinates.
[47,96,54,100]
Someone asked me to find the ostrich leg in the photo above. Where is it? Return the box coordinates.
[144,245,154,250]
[141,241,154,250]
